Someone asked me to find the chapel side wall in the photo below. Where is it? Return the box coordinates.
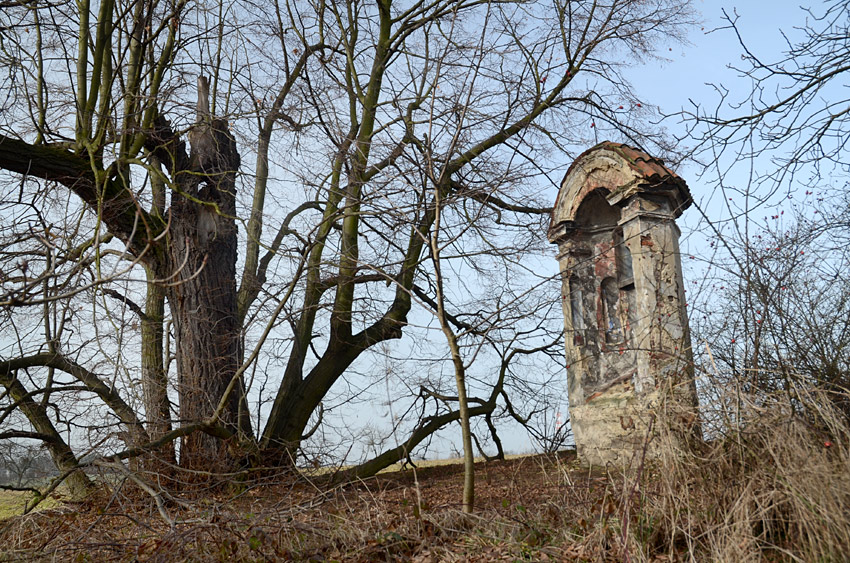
[620,197,696,400]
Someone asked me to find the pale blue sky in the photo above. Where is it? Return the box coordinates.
[637,1,809,134]
[631,1,828,263]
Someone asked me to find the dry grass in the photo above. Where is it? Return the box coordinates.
[629,387,850,562]
[0,453,589,562]
[0,389,847,561]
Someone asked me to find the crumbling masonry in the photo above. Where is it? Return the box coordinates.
[548,142,698,466]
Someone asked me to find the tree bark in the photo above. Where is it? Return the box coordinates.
[168,77,250,470]
[140,157,174,464]
[141,265,173,463]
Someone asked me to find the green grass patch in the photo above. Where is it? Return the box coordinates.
[0,488,64,521]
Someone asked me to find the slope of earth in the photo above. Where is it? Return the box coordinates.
[0,451,677,562]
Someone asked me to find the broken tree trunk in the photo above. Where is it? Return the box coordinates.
[168,76,251,471]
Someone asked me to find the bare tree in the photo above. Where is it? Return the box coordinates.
[684,1,849,188]
[0,0,694,482]
[683,0,850,430]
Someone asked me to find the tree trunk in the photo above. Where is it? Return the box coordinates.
[430,180,475,513]
[168,77,250,471]
[140,157,175,465]
[141,265,174,464]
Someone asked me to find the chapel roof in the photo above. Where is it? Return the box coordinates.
[549,142,691,240]
[561,141,685,190]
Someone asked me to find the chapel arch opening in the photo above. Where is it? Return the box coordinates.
[574,188,619,230]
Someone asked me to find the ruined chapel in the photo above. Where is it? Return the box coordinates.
[548,142,699,465]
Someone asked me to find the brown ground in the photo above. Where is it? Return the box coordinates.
[0,451,659,562]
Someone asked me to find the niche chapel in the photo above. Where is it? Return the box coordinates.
[548,142,698,465]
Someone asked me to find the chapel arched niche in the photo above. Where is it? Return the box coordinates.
[558,185,637,405]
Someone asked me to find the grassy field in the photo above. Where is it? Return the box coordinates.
[0,488,63,521]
